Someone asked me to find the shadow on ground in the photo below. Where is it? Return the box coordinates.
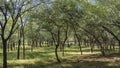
[7,60,120,68]
[7,54,120,68]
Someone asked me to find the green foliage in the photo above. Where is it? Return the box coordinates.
[0,0,120,68]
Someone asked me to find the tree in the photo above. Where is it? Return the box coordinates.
[0,0,41,68]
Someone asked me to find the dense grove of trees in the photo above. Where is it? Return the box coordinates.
[0,0,120,68]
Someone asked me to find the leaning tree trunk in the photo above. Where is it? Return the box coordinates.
[48,28,61,63]
[80,27,105,56]
[102,26,120,53]
[73,27,83,55]
[55,45,60,62]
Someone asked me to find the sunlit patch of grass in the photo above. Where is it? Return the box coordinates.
[8,58,56,68]
[8,58,54,65]
[8,59,37,65]
[0,45,120,68]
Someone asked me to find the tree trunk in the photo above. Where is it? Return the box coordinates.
[55,45,60,63]
[118,41,120,53]
[62,45,65,56]
[3,40,7,68]
[80,27,105,56]
[17,40,21,59]
[49,28,61,63]
[31,40,34,52]
[78,39,82,55]
[17,28,21,59]
[10,43,13,51]
[56,28,61,63]
[23,30,25,59]
[7,43,9,52]
[75,34,83,55]
[90,45,93,53]
[102,26,120,54]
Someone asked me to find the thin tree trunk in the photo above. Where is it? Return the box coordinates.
[55,45,60,62]
[56,28,61,62]
[17,40,21,59]
[62,45,65,56]
[10,43,13,51]
[31,40,34,52]
[62,30,68,56]
[7,43,9,52]
[17,28,21,59]
[23,29,25,59]
[78,40,82,55]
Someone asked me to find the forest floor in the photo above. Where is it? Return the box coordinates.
[0,46,120,68]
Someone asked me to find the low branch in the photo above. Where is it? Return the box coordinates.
[102,26,120,42]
